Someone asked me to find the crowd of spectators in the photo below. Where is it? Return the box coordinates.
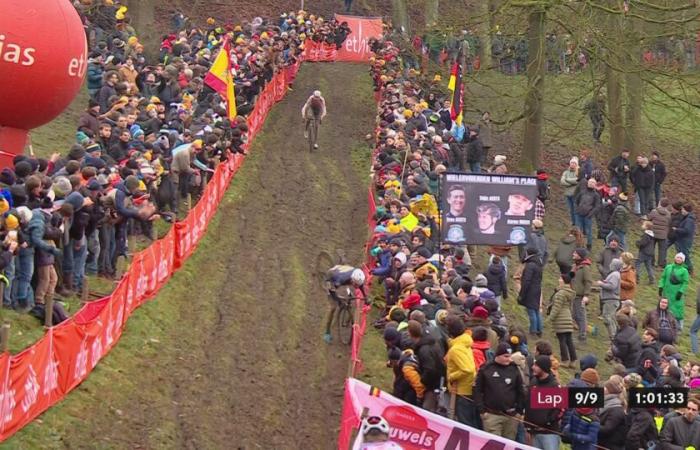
[0,2,350,327]
[364,26,700,450]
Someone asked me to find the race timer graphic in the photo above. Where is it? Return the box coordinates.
[628,387,689,408]
[530,387,604,409]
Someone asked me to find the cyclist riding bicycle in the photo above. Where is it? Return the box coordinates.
[302,90,327,149]
[323,264,365,343]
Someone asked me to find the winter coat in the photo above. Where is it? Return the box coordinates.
[613,324,642,369]
[636,231,655,257]
[446,332,476,396]
[96,83,116,113]
[659,263,690,320]
[547,286,575,333]
[625,408,658,450]
[78,110,101,136]
[651,160,666,185]
[474,361,526,414]
[636,341,660,384]
[518,254,543,310]
[371,249,393,277]
[597,395,627,450]
[674,213,696,249]
[668,211,684,243]
[642,309,678,344]
[575,187,601,218]
[563,409,600,450]
[620,265,637,300]
[396,350,422,403]
[466,137,483,163]
[597,246,623,278]
[555,235,577,268]
[611,203,631,233]
[631,164,655,189]
[561,168,579,197]
[528,229,549,265]
[572,260,593,297]
[485,263,508,298]
[525,374,562,432]
[608,155,630,183]
[660,415,700,450]
[648,206,672,240]
[86,63,103,90]
[596,202,616,239]
[413,334,445,390]
[599,259,622,300]
[26,209,60,267]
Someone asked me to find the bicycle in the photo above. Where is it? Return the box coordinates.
[315,250,355,345]
[307,117,320,152]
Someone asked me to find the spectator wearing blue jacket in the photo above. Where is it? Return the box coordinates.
[371,236,392,278]
[563,407,600,450]
[87,53,104,99]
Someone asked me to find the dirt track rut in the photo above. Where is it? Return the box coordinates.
[28,63,375,450]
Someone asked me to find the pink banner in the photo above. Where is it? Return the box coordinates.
[334,15,384,62]
[340,378,537,450]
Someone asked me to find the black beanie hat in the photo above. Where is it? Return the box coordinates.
[14,161,32,179]
[535,355,552,373]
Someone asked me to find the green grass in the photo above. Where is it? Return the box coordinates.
[30,88,88,159]
[461,70,700,151]
[3,144,261,448]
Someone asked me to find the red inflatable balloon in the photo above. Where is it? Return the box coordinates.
[0,0,87,162]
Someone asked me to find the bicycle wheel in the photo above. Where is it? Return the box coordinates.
[337,302,354,345]
[309,119,318,151]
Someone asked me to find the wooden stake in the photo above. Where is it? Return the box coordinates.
[81,277,89,303]
[44,297,53,328]
[1,322,10,353]
[347,297,363,379]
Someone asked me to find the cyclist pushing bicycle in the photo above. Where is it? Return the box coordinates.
[302,90,327,150]
[323,265,366,343]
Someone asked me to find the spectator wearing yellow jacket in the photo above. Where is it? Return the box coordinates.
[446,315,478,427]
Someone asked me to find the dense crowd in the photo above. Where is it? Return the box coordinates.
[0,2,350,326]
[414,27,699,75]
[362,28,700,450]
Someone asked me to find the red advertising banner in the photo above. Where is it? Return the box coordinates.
[334,15,383,62]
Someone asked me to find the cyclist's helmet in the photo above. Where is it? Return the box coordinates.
[313,90,322,97]
[361,415,390,436]
[351,268,366,286]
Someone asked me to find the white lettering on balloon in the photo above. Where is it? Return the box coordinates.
[0,34,86,76]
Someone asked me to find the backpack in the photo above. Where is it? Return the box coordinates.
[658,314,675,344]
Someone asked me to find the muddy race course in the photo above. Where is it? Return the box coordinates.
[6,63,375,449]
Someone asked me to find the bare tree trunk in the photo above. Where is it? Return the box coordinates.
[425,0,439,28]
[123,0,157,60]
[605,4,625,154]
[392,0,411,36]
[606,65,625,153]
[480,0,496,68]
[522,7,546,172]
[624,18,643,153]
